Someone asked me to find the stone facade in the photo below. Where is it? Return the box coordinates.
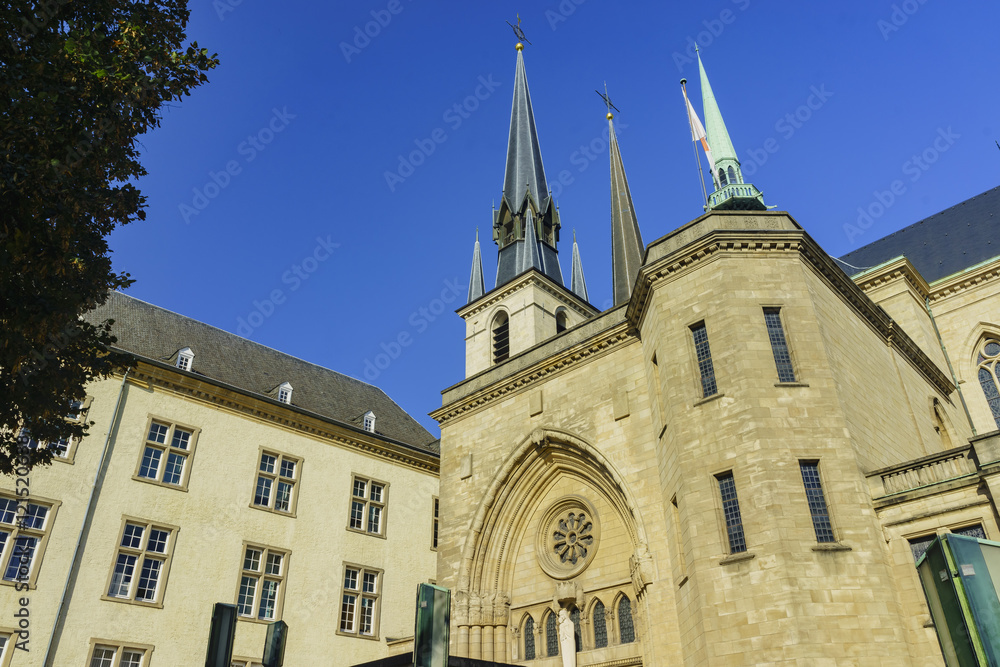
[432,209,1000,666]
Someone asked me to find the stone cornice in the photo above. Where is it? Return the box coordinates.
[457,269,598,321]
[929,256,1000,302]
[126,360,440,475]
[625,224,954,397]
[430,320,633,425]
[850,257,931,300]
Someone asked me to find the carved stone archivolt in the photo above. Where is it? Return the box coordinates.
[536,495,600,580]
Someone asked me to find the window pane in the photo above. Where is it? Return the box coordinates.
[692,324,718,397]
[265,553,282,576]
[163,452,185,485]
[122,523,145,549]
[237,576,257,616]
[368,505,382,534]
[618,597,635,643]
[353,479,367,498]
[21,503,48,530]
[524,617,535,660]
[244,548,262,572]
[254,477,272,507]
[171,428,191,450]
[980,367,1000,430]
[362,571,377,593]
[718,474,747,553]
[138,447,162,479]
[146,529,169,554]
[370,483,383,503]
[275,482,292,512]
[593,600,607,648]
[121,650,144,667]
[0,499,16,524]
[545,612,558,657]
[147,422,168,444]
[258,579,278,620]
[350,501,364,530]
[3,536,37,582]
[50,437,71,458]
[955,524,987,540]
[90,647,117,667]
[764,308,795,382]
[344,568,358,590]
[360,597,375,635]
[340,594,357,632]
[800,462,835,542]
[136,558,162,601]
[909,535,935,563]
[279,459,295,479]
[260,454,276,474]
[109,554,137,597]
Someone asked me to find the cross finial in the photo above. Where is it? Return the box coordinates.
[595,82,620,118]
[506,13,531,47]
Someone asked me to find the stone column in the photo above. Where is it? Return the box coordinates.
[494,592,510,663]
[454,590,470,658]
[469,595,482,660]
[606,608,618,645]
[509,626,519,662]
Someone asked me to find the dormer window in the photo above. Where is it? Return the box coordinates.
[277,382,293,405]
[176,347,194,371]
[363,411,376,433]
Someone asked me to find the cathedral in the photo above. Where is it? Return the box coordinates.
[429,36,1000,667]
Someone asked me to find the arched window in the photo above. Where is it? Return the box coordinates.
[556,309,568,334]
[545,611,559,657]
[618,596,635,644]
[978,338,1000,429]
[592,600,608,648]
[718,168,727,186]
[727,165,737,185]
[492,312,510,364]
[571,607,582,653]
[524,616,535,660]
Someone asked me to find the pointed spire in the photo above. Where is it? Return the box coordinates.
[503,46,548,216]
[608,110,644,306]
[696,48,739,169]
[519,208,543,274]
[468,228,485,304]
[570,230,589,302]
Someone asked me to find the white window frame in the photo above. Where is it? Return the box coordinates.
[251,449,300,516]
[0,494,60,590]
[235,542,289,623]
[102,517,178,608]
[362,410,376,433]
[176,347,194,371]
[338,563,382,640]
[133,416,200,491]
[276,382,292,405]
[86,639,154,667]
[347,475,388,538]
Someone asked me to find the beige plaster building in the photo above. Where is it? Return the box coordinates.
[430,42,1000,667]
[0,293,441,666]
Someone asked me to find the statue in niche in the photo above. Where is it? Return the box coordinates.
[558,608,576,667]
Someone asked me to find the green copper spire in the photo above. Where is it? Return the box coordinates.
[696,48,767,211]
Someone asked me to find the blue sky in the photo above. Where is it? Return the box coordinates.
[112,0,1000,436]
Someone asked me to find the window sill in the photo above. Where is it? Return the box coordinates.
[693,393,725,407]
[100,594,164,610]
[336,630,381,641]
[812,542,852,552]
[237,614,283,625]
[132,475,189,493]
[345,526,387,540]
[249,503,297,519]
[719,551,755,565]
[0,579,36,590]
[774,382,809,388]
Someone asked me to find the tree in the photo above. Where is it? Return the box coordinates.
[0,1,218,475]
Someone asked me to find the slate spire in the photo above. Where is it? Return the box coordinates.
[608,110,644,306]
[467,228,485,304]
[492,42,563,287]
[519,208,543,274]
[570,230,589,302]
[696,48,767,211]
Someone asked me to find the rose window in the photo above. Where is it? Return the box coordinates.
[553,512,594,564]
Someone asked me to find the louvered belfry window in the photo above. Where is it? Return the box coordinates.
[492,312,510,364]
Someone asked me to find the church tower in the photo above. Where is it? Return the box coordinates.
[458,40,598,378]
[697,49,767,211]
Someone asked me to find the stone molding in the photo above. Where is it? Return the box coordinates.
[457,268,599,321]
[929,256,1000,301]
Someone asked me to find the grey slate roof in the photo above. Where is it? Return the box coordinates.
[570,232,589,302]
[467,230,485,304]
[840,186,1000,282]
[85,292,438,454]
[608,116,644,306]
[503,48,549,216]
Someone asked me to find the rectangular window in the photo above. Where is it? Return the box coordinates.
[236,543,288,621]
[0,495,58,588]
[432,497,440,550]
[87,640,152,667]
[17,428,78,463]
[104,518,176,606]
[799,461,835,543]
[252,450,299,516]
[717,472,747,553]
[339,563,382,639]
[133,417,199,490]
[691,323,718,398]
[763,308,795,382]
[348,475,388,537]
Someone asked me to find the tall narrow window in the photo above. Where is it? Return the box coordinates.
[556,309,568,334]
[349,475,387,536]
[431,497,439,550]
[691,323,717,398]
[104,519,176,606]
[977,339,1000,429]
[592,600,608,648]
[799,461,835,543]
[0,495,57,587]
[492,312,510,364]
[339,564,382,638]
[570,607,582,652]
[618,597,635,644]
[718,167,728,186]
[727,165,737,185]
[717,472,747,553]
[545,611,558,657]
[134,418,199,490]
[253,450,299,515]
[236,544,288,621]
[763,308,795,382]
[524,616,535,660]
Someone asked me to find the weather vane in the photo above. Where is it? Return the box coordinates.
[596,82,620,116]
[506,13,531,46]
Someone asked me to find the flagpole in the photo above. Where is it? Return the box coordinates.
[681,78,709,209]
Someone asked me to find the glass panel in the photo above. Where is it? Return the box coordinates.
[147,422,168,444]
[0,499,16,524]
[265,552,282,576]
[50,437,71,457]
[350,501,364,530]
[353,479,367,498]
[368,505,382,534]
[259,454,276,474]
[109,553,137,597]
[909,535,936,563]
[279,459,295,479]
[341,594,357,631]
[258,579,278,619]
[121,650,144,667]
[171,428,191,450]
[800,462,835,542]
[954,524,987,540]
[362,571,377,593]
[985,342,1000,357]
[593,601,608,648]
[524,617,535,660]
[370,483,383,503]
[718,474,747,553]
[243,548,261,572]
[764,309,795,382]
[138,447,162,479]
[237,576,257,616]
[344,568,358,590]
[3,536,37,581]
[545,612,558,657]
[136,557,162,601]
[163,452,185,485]
[146,529,169,554]
[692,324,718,397]
[90,647,117,667]
[254,477,272,507]
[571,607,582,652]
[21,503,47,530]
[360,597,375,635]
[618,597,635,643]
[275,482,292,512]
[122,523,144,548]
[979,367,1000,429]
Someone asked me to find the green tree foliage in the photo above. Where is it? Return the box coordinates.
[0,1,218,475]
